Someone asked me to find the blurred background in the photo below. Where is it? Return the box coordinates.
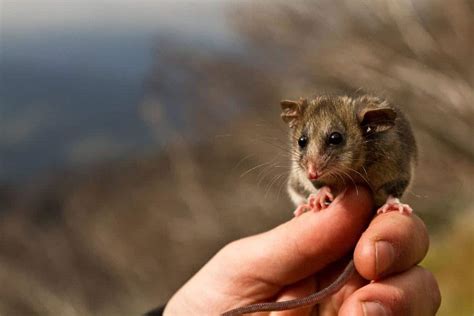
[0,0,473,315]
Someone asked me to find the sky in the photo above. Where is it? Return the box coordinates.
[1,0,234,37]
[0,0,240,182]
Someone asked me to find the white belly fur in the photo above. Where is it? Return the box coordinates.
[288,166,318,206]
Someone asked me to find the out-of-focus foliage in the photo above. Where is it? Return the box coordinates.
[0,0,472,315]
[424,208,474,315]
[144,0,474,225]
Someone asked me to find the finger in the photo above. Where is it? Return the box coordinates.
[315,259,368,316]
[271,276,317,316]
[220,186,373,292]
[354,211,429,280]
[339,266,441,316]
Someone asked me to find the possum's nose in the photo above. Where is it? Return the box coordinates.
[307,162,322,180]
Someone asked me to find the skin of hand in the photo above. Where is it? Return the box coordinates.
[164,186,441,315]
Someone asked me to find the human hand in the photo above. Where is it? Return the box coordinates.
[163,186,441,315]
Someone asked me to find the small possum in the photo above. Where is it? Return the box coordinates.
[222,94,417,316]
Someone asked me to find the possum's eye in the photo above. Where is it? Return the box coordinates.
[328,132,343,145]
[298,135,308,148]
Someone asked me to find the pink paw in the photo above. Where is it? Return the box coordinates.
[312,187,334,211]
[293,187,333,216]
[377,196,413,215]
[293,204,311,217]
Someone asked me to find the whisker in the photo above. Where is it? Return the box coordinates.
[276,173,290,200]
[240,159,278,178]
[337,168,359,195]
[265,171,289,199]
[233,153,256,171]
[257,164,280,187]
[343,166,371,187]
[256,162,281,184]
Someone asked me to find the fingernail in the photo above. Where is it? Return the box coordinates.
[375,241,395,276]
[362,301,389,316]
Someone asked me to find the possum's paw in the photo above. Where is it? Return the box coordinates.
[377,196,413,215]
[311,186,333,211]
[293,204,311,217]
[293,187,333,216]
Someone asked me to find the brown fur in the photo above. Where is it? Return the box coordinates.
[282,94,417,208]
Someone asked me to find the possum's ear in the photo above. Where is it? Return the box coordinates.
[358,107,397,133]
[280,98,307,128]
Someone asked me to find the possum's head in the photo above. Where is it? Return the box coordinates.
[280,95,397,186]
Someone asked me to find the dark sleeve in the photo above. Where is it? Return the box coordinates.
[144,305,166,316]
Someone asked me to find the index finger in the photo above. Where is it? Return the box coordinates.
[223,186,373,287]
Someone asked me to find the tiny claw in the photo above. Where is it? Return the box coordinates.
[377,204,390,214]
[400,204,413,215]
[315,186,333,211]
[307,194,317,208]
[327,192,334,202]
[293,187,334,216]
[293,204,313,217]
[377,196,413,216]
[294,204,309,217]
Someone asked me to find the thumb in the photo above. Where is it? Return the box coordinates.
[224,186,373,287]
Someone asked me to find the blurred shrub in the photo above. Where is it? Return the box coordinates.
[0,0,473,315]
